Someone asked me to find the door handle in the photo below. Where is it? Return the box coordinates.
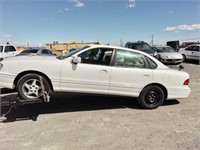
[100,69,108,74]
[143,74,150,77]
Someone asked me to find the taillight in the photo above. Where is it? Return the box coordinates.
[183,79,190,85]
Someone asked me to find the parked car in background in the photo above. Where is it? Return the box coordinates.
[18,48,56,56]
[179,45,200,61]
[0,43,20,61]
[125,41,158,58]
[0,45,190,109]
[153,46,183,64]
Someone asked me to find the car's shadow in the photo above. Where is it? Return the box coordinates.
[0,93,180,123]
[184,59,199,65]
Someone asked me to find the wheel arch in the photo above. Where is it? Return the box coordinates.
[182,54,187,61]
[141,83,168,100]
[14,70,54,91]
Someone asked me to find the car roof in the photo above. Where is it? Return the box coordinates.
[155,46,171,48]
[86,44,151,56]
[186,45,200,47]
[125,41,148,44]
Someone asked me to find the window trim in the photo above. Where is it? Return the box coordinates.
[112,49,151,69]
[78,47,114,66]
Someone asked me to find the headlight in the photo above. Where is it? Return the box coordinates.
[0,63,3,70]
[153,51,158,56]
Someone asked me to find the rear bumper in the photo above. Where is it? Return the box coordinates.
[0,72,16,89]
[167,86,191,99]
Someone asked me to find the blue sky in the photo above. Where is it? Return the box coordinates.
[0,0,200,46]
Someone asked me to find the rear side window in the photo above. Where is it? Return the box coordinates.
[42,49,53,54]
[5,46,16,52]
[114,49,145,68]
[193,46,200,52]
[146,57,157,69]
[185,46,193,51]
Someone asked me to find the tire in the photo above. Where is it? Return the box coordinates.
[138,86,165,109]
[182,54,186,62]
[17,74,50,100]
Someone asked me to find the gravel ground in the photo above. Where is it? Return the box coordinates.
[0,61,200,150]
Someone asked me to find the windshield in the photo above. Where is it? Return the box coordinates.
[131,43,152,51]
[156,47,176,53]
[21,49,38,54]
[57,46,90,60]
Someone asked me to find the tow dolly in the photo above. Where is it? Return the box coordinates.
[0,76,50,121]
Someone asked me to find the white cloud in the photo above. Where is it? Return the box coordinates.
[129,0,136,8]
[0,35,27,47]
[58,7,72,13]
[64,7,70,11]
[74,1,85,8]
[168,10,174,14]
[0,35,11,44]
[58,10,64,13]
[70,0,85,8]
[164,24,200,32]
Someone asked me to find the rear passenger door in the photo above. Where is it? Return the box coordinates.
[191,46,200,60]
[185,46,200,60]
[109,49,153,97]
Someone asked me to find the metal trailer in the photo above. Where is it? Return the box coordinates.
[0,76,50,122]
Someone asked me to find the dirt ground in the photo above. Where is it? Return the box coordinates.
[0,61,200,150]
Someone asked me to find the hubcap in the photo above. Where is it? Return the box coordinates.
[22,79,42,99]
[146,90,159,104]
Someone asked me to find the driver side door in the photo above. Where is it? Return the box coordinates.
[60,48,114,94]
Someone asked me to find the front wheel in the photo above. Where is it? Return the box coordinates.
[182,54,186,62]
[17,74,50,100]
[138,86,165,109]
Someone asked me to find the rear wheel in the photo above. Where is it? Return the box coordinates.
[17,74,50,100]
[138,85,165,109]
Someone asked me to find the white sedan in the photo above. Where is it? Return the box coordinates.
[179,45,200,61]
[0,45,190,109]
[154,46,183,64]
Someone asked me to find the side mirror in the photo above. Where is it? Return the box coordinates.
[72,56,81,64]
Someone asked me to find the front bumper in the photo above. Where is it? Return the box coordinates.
[160,58,183,64]
[0,72,16,89]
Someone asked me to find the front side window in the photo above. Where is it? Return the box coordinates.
[5,46,16,52]
[114,49,145,68]
[185,46,193,51]
[79,48,113,65]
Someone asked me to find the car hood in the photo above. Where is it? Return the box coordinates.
[159,52,183,59]
[141,49,155,54]
[0,55,64,76]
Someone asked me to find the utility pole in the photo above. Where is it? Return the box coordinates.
[151,34,154,47]
[27,42,29,48]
